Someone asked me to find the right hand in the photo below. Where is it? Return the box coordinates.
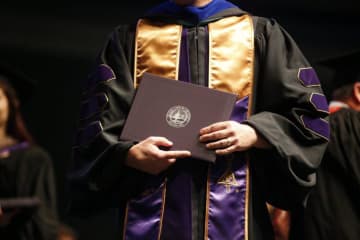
[125,136,191,175]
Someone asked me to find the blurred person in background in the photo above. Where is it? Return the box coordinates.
[0,63,59,240]
[290,50,360,240]
[270,51,360,240]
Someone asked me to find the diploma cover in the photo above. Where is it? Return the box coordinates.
[120,73,237,162]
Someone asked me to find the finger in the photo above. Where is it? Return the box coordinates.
[199,122,228,135]
[216,145,237,155]
[199,129,230,142]
[161,150,191,159]
[148,136,173,147]
[206,138,234,149]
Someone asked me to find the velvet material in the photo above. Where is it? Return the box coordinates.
[298,68,320,87]
[146,0,237,23]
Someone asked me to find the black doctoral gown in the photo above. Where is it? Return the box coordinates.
[69,1,329,239]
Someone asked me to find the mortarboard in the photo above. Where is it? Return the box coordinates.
[316,50,360,95]
[0,61,37,103]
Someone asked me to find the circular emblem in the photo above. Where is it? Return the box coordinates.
[166,105,191,128]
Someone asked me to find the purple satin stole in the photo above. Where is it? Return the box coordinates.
[206,96,249,240]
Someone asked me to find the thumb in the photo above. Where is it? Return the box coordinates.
[149,136,173,147]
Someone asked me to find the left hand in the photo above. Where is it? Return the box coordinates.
[199,121,269,155]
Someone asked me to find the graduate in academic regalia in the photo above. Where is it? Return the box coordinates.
[291,50,360,240]
[0,64,59,240]
[69,1,329,239]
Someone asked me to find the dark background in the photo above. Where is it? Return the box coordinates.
[1,1,360,239]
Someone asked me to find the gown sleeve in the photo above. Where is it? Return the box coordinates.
[245,18,330,209]
[68,25,150,212]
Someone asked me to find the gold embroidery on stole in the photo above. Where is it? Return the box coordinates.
[217,159,240,193]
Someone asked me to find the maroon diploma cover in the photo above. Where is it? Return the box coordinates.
[120,73,237,162]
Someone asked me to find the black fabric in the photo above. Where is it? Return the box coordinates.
[317,50,360,90]
[246,17,328,210]
[291,109,360,240]
[0,62,36,103]
[0,145,59,240]
[69,6,328,240]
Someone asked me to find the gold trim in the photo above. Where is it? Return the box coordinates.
[204,165,211,240]
[244,155,250,240]
[208,15,254,100]
[133,19,182,87]
[133,19,140,88]
[207,22,212,89]
[157,179,167,240]
[122,201,130,240]
[245,15,255,240]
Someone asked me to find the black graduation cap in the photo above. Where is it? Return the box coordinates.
[316,50,360,98]
[0,61,37,103]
